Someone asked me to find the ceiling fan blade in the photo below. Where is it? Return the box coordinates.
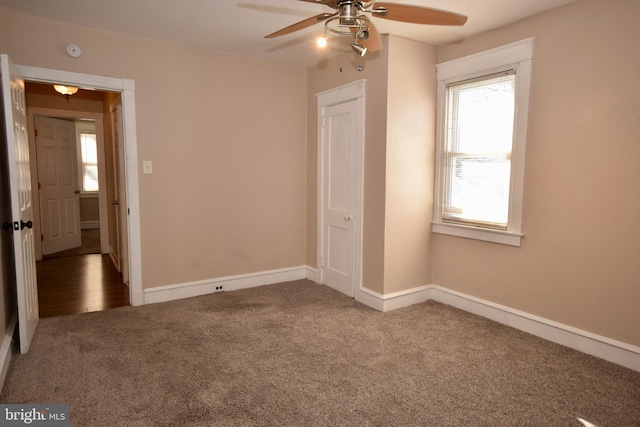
[373,2,467,26]
[297,0,339,7]
[351,18,382,52]
[265,13,335,38]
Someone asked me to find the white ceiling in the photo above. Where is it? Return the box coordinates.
[0,0,579,68]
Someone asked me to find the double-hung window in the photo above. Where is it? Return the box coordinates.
[75,121,99,193]
[79,132,99,192]
[433,38,534,246]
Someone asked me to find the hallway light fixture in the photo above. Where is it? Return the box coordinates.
[53,84,79,100]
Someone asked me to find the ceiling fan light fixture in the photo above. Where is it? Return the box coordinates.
[351,42,367,57]
[356,30,369,41]
[317,36,328,48]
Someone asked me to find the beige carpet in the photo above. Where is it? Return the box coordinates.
[2,280,639,426]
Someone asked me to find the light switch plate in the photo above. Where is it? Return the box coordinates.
[143,160,153,175]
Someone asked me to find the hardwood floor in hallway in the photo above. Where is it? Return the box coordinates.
[36,254,130,318]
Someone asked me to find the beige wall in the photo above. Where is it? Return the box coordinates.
[434,0,640,346]
[307,36,437,295]
[307,39,390,294]
[1,9,308,289]
[383,36,436,294]
[79,197,99,223]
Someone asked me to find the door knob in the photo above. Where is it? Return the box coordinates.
[112,200,119,205]
[20,220,33,230]
[75,190,81,194]
[344,214,353,221]
[2,222,13,232]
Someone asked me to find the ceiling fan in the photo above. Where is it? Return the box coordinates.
[265,0,467,57]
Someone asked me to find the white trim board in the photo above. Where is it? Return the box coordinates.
[357,285,432,312]
[144,266,309,305]
[0,309,17,393]
[354,282,640,372]
[17,64,143,306]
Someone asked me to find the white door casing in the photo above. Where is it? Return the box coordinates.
[35,115,82,255]
[15,62,143,306]
[1,54,39,353]
[317,80,365,298]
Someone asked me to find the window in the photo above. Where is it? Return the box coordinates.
[80,132,99,192]
[443,71,515,229]
[433,38,534,246]
[75,120,99,193]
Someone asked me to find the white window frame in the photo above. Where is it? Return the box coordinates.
[433,38,535,247]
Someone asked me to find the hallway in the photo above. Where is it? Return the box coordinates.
[36,254,130,318]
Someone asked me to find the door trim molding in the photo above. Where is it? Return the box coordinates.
[17,65,143,306]
[316,80,366,298]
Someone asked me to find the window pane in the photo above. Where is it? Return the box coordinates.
[449,74,515,153]
[80,133,99,191]
[445,155,511,226]
[443,72,516,229]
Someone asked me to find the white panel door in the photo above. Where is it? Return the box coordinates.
[1,54,38,353]
[35,115,82,255]
[321,100,358,297]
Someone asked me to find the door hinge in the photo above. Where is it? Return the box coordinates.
[35,129,38,137]
[41,234,44,241]
[38,182,41,190]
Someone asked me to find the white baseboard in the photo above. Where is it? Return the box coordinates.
[80,221,100,230]
[354,282,640,372]
[0,308,17,393]
[357,285,432,312]
[143,266,309,305]
[427,285,640,372]
[143,266,640,373]
[305,266,318,283]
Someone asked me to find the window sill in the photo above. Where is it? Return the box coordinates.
[432,222,523,247]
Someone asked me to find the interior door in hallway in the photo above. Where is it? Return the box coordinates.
[321,99,359,298]
[1,54,39,352]
[35,115,82,255]
[109,103,128,283]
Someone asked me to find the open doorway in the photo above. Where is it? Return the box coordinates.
[16,62,143,305]
[35,116,100,258]
[25,82,129,316]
